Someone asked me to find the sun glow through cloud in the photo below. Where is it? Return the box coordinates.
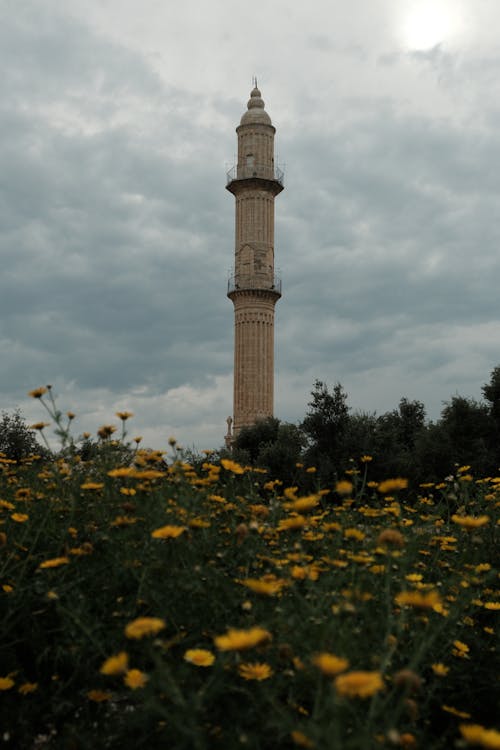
[401,3,457,50]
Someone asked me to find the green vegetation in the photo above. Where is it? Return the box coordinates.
[0,386,498,749]
[234,367,500,486]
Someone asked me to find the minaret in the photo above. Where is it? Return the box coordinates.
[226,83,284,436]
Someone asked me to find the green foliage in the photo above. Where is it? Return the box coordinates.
[301,380,350,480]
[298,369,500,485]
[440,396,493,475]
[0,410,45,462]
[234,417,305,481]
[234,416,281,463]
[482,365,500,435]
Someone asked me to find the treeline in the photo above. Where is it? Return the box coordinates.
[233,366,500,486]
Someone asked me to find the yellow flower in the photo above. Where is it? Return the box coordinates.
[116,411,134,420]
[87,689,112,702]
[452,640,470,658]
[184,649,215,667]
[107,467,135,478]
[124,669,148,689]
[208,494,226,504]
[238,662,273,681]
[284,495,320,513]
[220,458,245,474]
[214,626,271,651]
[335,480,353,496]
[290,730,315,748]
[334,670,384,698]
[151,525,187,539]
[0,676,15,690]
[451,514,490,529]
[360,455,373,463]
[312,653,350,676]
[431,663,450,676]
[11,513,29,523]
[18,682,38,695]
[188,518,211,528]
[80,482,104,491]
[100,652,129,675]
[240,577,287,596]
[28,387,48,398]
[475,564,492,573]
[30,422,50,431]
[0,500,15,510]
[344,528,365,541]
[277,515,307,531]
[291,565,320,581]
[110,516,138,527]
[484,602,500,610]
[378,478,408,494]
[124,617,166,639]
[459,724,500,749]
[129,469,165,480]
[395,590,442,610]
[97,424,117,439]
[442,705,471,719]
[38,557,70,570]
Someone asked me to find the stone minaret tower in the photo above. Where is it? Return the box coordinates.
[226,84,284,438]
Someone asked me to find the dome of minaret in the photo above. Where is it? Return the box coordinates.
[240,85,272,126]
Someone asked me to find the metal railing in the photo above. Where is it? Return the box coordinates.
[226,163,284,186]
[227,273,282,295]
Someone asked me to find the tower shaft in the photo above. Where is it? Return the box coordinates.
[226,86,283,435]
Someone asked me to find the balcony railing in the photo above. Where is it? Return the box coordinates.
[226,163,284,186]
[228,273,282,296]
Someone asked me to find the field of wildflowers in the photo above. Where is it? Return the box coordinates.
[0,390,498,749]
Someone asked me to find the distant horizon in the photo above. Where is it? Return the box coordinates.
[16,362,499,455]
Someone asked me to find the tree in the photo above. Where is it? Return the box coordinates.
[440,395,494,474]
[482,365,500,433]
[233,418,305,480]
[301,380,350,479]
[233,417,281,464]
[258,422,306,481]
[0,410,44,462]
[412,421,454,483]
[397,398,426,450]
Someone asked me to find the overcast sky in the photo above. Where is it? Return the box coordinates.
[2,0,500,450]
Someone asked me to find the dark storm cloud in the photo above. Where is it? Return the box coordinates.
[0,3,235,411]
[275,69,500,417]
[3,0,500,446]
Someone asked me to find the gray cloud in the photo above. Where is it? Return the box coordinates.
[2,0,500,448]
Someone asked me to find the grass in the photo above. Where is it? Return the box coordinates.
[0,397,498,749]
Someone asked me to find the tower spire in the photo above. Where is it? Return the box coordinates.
[225,85,284,436]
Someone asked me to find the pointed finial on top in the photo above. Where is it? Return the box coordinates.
[252,75,258,88]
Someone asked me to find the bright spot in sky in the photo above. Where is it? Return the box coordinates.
[401,4,457,50]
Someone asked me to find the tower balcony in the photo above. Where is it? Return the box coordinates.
[227,272,282,296]
[226,163,284,187]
